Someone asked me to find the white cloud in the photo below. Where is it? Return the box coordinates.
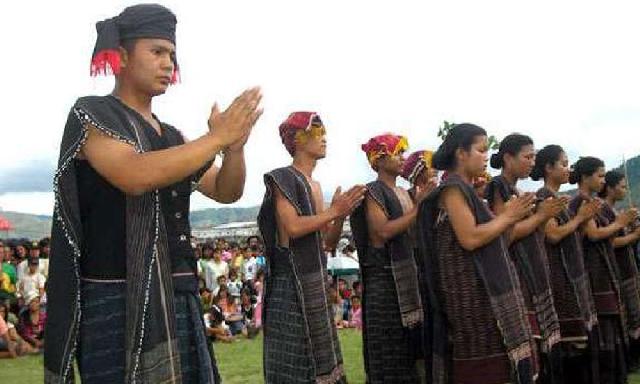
[0,192,55,216]
[2,0,640,214]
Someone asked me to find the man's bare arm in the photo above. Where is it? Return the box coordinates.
[365,195,417,245]
[274,187,340,240]
[197,148,246,204]
[81,126,225,196]
[324,217,346,251]
[274,184,364,241]
[80,87,262,196]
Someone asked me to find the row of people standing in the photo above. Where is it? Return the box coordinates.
[348,124,639,384]
[258,114,637,384]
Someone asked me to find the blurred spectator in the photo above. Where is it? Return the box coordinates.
[240,289,255,324]
[338,279,352,323]
[200,288,214,313]
[349,296,362,330]
[0,311,17,358]
[0,303,36,356]
[221,247,233,263]
[254,269,264,329]
[241,289,260,339]
[217,287,244,336]
[0,245,16,300]
[18,291,45,350]
[342,244,358,261]
[231,248,244,271]
[329,287,345,329]
[214,275,227,296]
[204,294,234,344]
[353,281,362,297]
[28,242,40,260]
[15,243,28,281]
[204,247,229,293]
[242,250,257,287]
[227,269,243,303]
[194,244,203,278]
[17,258,46,299]
[38,238,50,279]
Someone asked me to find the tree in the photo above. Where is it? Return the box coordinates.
[437,120,500,150]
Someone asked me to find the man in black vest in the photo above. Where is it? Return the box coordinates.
[45,4,262,383]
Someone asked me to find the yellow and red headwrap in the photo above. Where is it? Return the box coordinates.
[278,112,323,156]
[401,150,434,184]
[361,133,409,168]
[472,170,493,188]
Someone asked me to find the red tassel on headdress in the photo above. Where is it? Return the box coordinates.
[170,66,180,84]
[90,49,121,76]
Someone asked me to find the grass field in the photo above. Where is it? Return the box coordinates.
[1,329,364,384]
[2,329,640,383]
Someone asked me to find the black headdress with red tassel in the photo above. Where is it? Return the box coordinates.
[91,3,179,84]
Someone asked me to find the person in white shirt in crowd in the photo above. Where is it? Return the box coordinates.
[227,269,243,304]
[242,249,257,288]
[37,239,50,279]
[15,242,30,282]
[207,248,229,294]
[17,258,46,299]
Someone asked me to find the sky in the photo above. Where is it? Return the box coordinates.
[1,0,640,216]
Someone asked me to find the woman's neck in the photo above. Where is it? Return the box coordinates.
[578,184,593,197]
[501,170,518,186]
[544,178,561,193]
[449,168,472,184]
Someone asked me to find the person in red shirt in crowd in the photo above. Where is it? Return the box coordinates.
[18,291,45,350]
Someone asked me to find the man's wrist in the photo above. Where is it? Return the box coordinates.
[326,206,340,222]
[225,146,245,156]
[205,134,225,153]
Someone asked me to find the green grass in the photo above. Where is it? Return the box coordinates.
[3,330,640,383]
[0,329,365,384]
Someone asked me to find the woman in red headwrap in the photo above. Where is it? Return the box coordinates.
[401,149,438,377]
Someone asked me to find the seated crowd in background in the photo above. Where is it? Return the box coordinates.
[0,234,362,357]
[0,239,49,358]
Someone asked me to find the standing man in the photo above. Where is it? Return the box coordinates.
[45,4,262,383]
[350,134,426,383]
[258,112,365,383]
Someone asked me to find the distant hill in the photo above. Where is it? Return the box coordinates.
[0,206,263,241]
[0,211,52,240]
[3,153,640,241]
[189,206,260,227]
[616,155,640,208]
[565,155,640,208]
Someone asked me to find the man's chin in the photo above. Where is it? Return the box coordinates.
[150,86,168,97]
